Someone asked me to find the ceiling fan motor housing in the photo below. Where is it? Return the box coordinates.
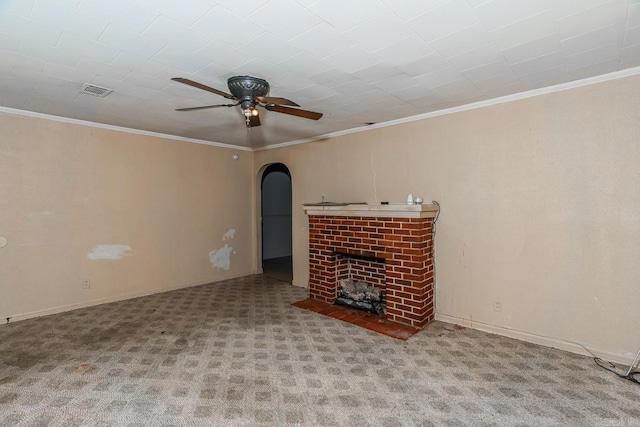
[227,76,269,102]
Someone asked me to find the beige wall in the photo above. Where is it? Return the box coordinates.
[3,73,638,362]
[255,74,640,362]
[0,112,254,321]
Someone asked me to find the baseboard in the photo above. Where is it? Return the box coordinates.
[435,313,637,366]
[2,273,250,325]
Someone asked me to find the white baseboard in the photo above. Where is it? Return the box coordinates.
[435,313,637,367]
[3,273,250,325]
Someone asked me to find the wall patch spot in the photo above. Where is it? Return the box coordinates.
[209,230,236,270]
[88,244,132,260]
[209,244,233,270]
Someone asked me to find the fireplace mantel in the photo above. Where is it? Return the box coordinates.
[303,203,438,218]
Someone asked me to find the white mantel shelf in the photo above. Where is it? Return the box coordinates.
[303,203,438,218]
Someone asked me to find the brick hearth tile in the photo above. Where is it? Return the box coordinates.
[330,310,352,320]
[292,299,420,340]
[350,317,369,327]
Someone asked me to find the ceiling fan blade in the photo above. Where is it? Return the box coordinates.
[249,114,261,127]
[171,77,235,99]
[175,104,235,112]
[266,104,323,120]
[256,96,299,107]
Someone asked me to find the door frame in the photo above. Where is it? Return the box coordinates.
[255,162,293,275]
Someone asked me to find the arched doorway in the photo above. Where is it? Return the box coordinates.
[261,163,292,282]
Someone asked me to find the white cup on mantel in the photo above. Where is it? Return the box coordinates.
[414,197,423,204]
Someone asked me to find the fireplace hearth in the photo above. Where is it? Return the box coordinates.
[304,203,438,328]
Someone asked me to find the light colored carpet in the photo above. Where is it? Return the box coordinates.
[0,274,638,426]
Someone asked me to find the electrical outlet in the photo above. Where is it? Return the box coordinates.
[82,279,91,289]
[493,300,502,312]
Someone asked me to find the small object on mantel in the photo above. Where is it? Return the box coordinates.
[414,197,423,204]
[407,193,414,205]
[381,201,389,205]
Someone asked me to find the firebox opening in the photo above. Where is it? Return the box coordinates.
[333,252,386,315]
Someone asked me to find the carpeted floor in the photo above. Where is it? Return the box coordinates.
[0,275,638,426]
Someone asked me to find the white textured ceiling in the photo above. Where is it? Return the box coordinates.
[1,0,640,149]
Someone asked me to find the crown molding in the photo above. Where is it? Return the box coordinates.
[0,106,252,152]
[257,65,640,151]
[4,65,640,153]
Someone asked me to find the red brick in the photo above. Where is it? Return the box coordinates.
[400,236,424,243]
[404,299,425,308]
[405,311,428,321]
[411,242,429,249]
[410,229,430,236]
[389,266,411,274]
[382,221,402,229]
[401,222,423,229]
[392,228,412,235]
[391,241,412,249]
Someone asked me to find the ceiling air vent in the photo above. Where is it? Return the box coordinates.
[79,83,113,98]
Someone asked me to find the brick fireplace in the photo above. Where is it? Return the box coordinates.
[304,204,438,328]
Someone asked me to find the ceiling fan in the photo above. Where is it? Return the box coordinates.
[171,76,323,129]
